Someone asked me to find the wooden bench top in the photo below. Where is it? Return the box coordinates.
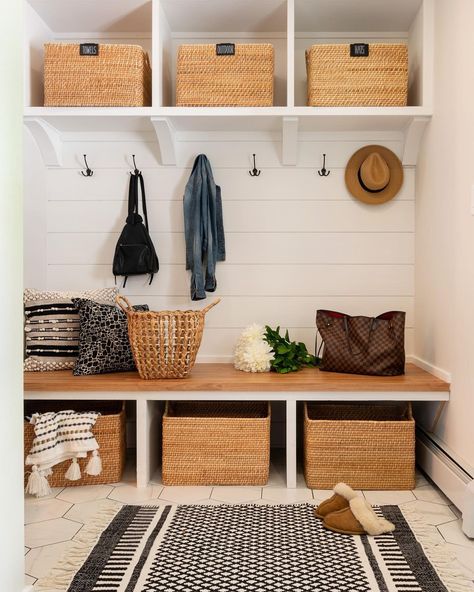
[24,363,449,393]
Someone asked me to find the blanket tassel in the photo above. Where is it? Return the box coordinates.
[25,465,52,498]
[86,450,102,476]
[65,457,81,481]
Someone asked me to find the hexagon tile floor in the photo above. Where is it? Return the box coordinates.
[24,458,474,589]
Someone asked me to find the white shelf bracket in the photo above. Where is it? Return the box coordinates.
[282,116,299,166]
[23,117,62,167]
[402,116,430,166]
[150,116,177,166]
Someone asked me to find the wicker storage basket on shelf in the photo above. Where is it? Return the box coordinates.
[24,400,126,487]
[304,402,415,490]
[117,295,219,379]
[176,43,274,106]
[162,401,271,485]
[43,43,151,106]
[306,43,408,106]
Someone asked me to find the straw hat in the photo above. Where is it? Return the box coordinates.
[345,145,403,205]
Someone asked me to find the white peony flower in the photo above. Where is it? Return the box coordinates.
[234,324,273,373]
[240,323,266,342]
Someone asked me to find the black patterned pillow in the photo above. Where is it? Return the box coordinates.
[72,299,148,376]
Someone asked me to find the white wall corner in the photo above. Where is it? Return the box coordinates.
[150,116,176,166]
[408,355,452,383]
[23,117,62,167]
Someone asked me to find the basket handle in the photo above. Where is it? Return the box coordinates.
[116,294,133,314]
[201,298,221,315]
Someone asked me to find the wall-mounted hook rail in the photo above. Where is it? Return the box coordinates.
[249,154,261,177]
[317,153,330,177]
[80,154,93,177]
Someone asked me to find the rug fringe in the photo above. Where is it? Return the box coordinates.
[36,501,122,592]
[401,506,474,592]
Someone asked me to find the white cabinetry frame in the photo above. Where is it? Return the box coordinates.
[24,388,449,489]
[23,0,434,166]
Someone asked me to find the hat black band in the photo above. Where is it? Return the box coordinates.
[357,168,389,194]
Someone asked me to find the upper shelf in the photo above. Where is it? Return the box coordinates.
[24,106,431,170]
[24,0,433,166]
[23,105,432,133]
[25,0,433,108]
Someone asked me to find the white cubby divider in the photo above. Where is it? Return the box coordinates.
[23,0,434,165]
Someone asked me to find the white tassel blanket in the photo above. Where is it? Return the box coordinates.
[25,410,103,497]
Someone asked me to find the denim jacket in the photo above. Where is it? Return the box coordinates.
[183,154,226,300]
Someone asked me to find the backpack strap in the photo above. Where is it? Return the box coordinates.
[137,172,150,231]
[128,172,138,217]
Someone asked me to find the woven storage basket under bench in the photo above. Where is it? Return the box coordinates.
[24,400,126,487]
[162,401,271,485]
[304,402,415,490]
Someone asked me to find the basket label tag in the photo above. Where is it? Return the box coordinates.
[350,43,369,57]
[216,43,235,56]
[80,43,99,56]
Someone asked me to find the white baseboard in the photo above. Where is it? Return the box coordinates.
[408,355,452,383]
[416,430,471,516]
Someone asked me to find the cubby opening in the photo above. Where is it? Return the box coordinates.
[25,0,153,107]
[156,0,288,107]
[294,0,428,108]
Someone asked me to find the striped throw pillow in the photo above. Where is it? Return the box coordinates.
[24,288,118,371]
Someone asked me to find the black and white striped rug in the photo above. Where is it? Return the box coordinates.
[37,503,472,592]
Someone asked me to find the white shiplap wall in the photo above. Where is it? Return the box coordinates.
[25,131,415,361]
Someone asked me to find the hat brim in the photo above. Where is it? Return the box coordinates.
[345,145,403,205]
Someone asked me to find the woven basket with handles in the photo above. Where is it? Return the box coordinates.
[306,43,408,107]
[117,295,220,379]
[304,402,415,490]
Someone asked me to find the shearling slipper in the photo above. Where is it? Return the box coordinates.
[314,482,359,519]
[323,497,395,536]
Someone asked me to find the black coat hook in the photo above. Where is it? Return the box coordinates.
[249,154,261,177]
[131,154,140,175]
[317,153,330,177]
[81,154,93,177]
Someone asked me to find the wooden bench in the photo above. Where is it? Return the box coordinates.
[24,363,450,488]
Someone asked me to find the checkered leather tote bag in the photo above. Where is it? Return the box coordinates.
[316,310,405,376]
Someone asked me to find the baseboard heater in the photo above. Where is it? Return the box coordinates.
[416,427,474,537]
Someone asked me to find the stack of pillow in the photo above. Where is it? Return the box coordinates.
[24,288,147,375]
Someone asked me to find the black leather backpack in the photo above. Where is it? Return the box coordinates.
[113,169,159,287]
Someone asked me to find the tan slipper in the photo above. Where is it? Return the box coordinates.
[323,497,395,536]
[314,482,359,519]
